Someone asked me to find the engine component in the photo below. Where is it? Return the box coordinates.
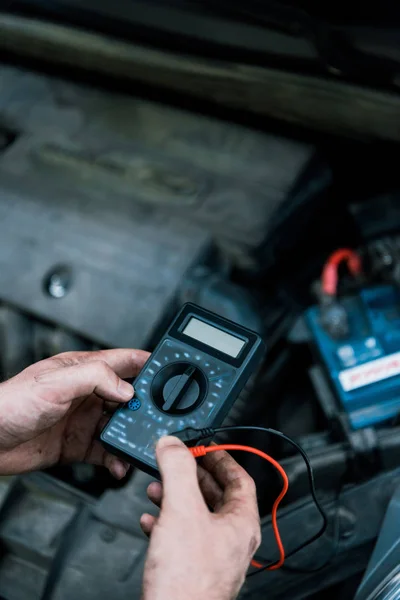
[367,236,400,288]
[0,65,312,265]
[355,482,400,600]
[0,305,34,378]
[0,65,313,349]
[351,194,400,242]
[319,298,350,340]
[306,284,400,430]
[0,303,94,379]
[178,264,263,334]
[0,175,210,349]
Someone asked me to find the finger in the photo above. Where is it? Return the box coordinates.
[95,414,111,436]
[147,481,163,507]
[53,349,150,379]
[147,466,223,510]
[196,464,224,510]
[156,436,206,513]
[103,400,123,414]
[104,452,130,479]
[85,440,130,479]
[201,449,258,517]
[61,396,105,463]
[140,513,157,537]
[33,360,135,406]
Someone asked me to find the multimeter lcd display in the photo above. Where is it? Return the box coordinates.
[182,317,245,358]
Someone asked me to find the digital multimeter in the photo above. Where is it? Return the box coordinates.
[101,303,265,476]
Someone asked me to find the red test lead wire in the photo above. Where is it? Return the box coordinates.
[189,444,289,571]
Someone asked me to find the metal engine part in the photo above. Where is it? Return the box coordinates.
[367,236,400,287]
[355,483,400,600]
[0,65,313,349]
[0,304,94,379]
[0,66,312,246]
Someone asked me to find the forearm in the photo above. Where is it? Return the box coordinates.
[142,581,242,600]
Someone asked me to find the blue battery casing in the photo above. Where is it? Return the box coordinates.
[306,285,400,429]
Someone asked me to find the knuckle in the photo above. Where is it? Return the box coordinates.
[232,469,256,494]
[81,350,106,363]
[51,351,88,367]
[159,443,188,460]
[90,361,119,388]
[245,473,257,496]
[92,360,112,377]
[249,533,261,557]
[158,442,194,468]
[247,520,261,556]
[253,523,262,548]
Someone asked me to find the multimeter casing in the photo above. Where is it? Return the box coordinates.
[101,303,265,477]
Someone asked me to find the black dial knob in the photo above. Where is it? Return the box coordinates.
[151,362,207,414]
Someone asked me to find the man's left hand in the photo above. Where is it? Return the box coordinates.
[0,349,149,476]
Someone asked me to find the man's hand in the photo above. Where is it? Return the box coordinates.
[0,349,149,476]
[140,437,261,600]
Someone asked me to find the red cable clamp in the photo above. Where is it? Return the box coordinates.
[322,248,362,296]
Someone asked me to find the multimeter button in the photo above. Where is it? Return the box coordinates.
[215,370,235,383]
[128,398,141,411]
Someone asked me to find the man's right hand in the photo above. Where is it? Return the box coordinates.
[140,436,261,600]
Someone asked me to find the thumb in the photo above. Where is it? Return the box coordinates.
[27,360,134,406]
[156,436,205,513]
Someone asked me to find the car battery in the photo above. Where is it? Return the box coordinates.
[306,285,400,429]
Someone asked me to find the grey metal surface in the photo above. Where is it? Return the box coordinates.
[0,474,93,600]
[0,303,94,379]
[355,483,400,600]
[0,66,312,348]
[0,184,208,348]
[0,306,33,378]
[0,65,312,262]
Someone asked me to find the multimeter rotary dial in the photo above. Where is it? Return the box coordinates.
[151,362,207,414]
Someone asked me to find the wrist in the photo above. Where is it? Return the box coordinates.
[143,582,239,600]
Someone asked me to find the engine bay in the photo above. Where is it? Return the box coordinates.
[0,57,399,600]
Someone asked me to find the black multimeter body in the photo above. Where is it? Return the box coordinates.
[101,303,265,477]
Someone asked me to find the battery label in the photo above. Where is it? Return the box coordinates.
[339,351,400,392]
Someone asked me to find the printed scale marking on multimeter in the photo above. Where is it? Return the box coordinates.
[101,303,265,476]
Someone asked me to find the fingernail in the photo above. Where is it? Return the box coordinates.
[118,380,134,399]
[112,459,128,479]
[140,513,154,535]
